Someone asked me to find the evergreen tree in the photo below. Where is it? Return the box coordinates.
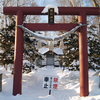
[23,35,43,73]
[88,25,100,70]
[58,20,100,71]
[0,15,43,73]
[0,15,15,66]
[63,33,79,70]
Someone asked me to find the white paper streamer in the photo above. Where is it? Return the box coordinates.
[37,40,42,50]
[59,40,64,49]
[49,41,54,51]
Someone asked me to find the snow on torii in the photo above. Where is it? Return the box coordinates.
[41,5,59,14]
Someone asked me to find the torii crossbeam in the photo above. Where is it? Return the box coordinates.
[3,7,99,97]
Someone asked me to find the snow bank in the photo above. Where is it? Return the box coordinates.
[39,95,57,100]
[0,66,100,100]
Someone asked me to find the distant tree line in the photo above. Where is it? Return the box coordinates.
[0,15,43,73]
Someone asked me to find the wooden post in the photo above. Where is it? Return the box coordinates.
[98,15,100,39]
[13,10,24,96]
[49,90,51,95]
[0,74,2,92]
[99,74,100,88]
[78,12,89,97]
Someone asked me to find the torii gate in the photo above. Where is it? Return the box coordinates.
[3,7,99,97]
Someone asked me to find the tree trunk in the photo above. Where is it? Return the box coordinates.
[4,64,7,70]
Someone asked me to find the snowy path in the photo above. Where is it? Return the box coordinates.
[0,66,100,100]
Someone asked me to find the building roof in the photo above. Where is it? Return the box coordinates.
[38,47,63,55]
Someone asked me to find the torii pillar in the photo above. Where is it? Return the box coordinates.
[13,11,24,95]
[78,12,89,96]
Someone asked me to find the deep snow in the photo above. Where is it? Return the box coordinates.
[0,66,100,100]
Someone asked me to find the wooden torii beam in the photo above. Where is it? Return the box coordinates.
[3,7,100,97]
[4,7,99,15]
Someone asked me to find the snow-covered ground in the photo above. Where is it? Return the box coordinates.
[0,66,100,100]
